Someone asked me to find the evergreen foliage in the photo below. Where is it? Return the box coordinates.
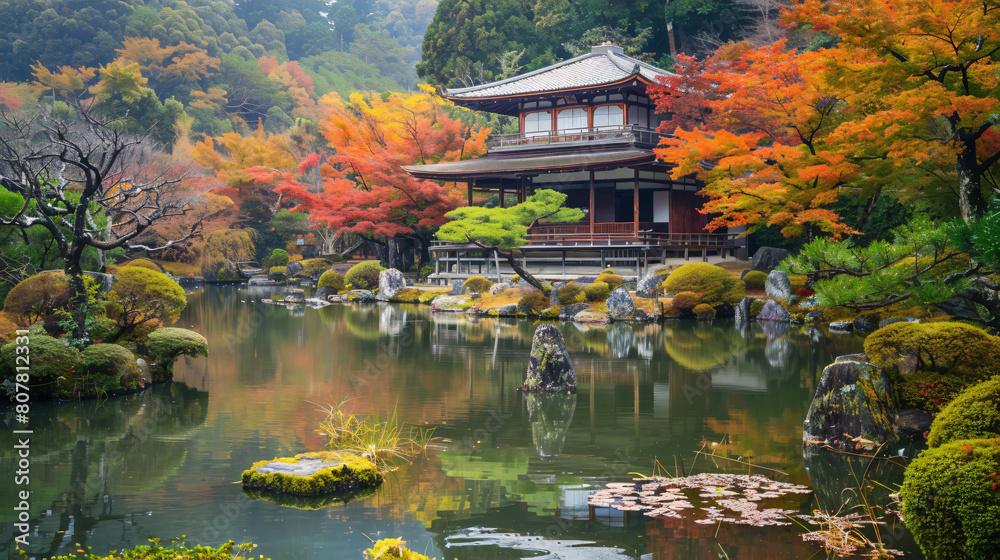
[864,322,1000,385]
[3,272,70,326]
[318,270,346,292]
[660,263,744,308]
[928,377,1000,448]
[462,276,493,293]
[147,327,209,381]
[345,260,385,289]
[584,282,611,302]
[1,335,79,399]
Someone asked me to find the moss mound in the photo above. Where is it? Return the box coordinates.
[660,263,744,308]
[556,282,584,304]
[693,303,716,320]
[865,322,1000,383]
[1,335,79,399]
[462,276,493,293]
[318,270,346,291]
[584,282,610,302]
[147,327,208,382]
[518,291,547,315]
[670,291,701,311]
[742,270,768,289]
[595,272,625,291]
[3,271,70,326]
[79,343,135,377]
[901,438,1000,560]
[345,260,384,289]
[749,298,765,317]
[242,451,383,497]
[927,377,1000,448]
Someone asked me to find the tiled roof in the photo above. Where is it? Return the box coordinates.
[402,148,655,179]
[445,45,674,99]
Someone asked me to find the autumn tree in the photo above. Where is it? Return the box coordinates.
[437,189,583,291]
[0,101,203,343]
[263,88,489,268]
[787,0,1000,223]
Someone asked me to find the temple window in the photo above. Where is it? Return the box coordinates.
[557,108,587,131]
[524,111,552,136]
[593,105,624,127]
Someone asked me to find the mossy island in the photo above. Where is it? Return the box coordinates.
[242,451,382,502]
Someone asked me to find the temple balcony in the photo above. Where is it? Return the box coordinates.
[486,124,667,153]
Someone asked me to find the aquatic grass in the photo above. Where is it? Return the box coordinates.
[316,400,435,471]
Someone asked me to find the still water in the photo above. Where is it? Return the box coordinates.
[1,286,922,559]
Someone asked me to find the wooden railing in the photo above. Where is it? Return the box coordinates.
[487,125,666,152]
[524,223,739,247]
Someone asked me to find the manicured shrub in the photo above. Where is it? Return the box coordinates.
[88,317,119,343]
[670,291,701,311]
[584,281,611,302]
[596,272,625,291]
[318,270,346,292]
[345,260,384,289]
[864,322,1000,384]
[462,276,493,293]
[3,272,70,326]
[749,298,765,317]
[263,248,290,269]
[1,335,79,399]
[901,438,1000,560]
[927,377,1000,448]
[298,258,333,277]
[107,266,187,337]
[556,282,584,304]
[123,258,162,272]
[660,263,744,307]
[147,327,209,382]
[742,270,768,290]
[268,265,287,279]
[602,268,615,274]
[693,303,716,320]
[77,343,135,394]
[518,291,548,315]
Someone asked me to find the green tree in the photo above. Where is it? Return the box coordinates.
[106,266,187,341]
[437,189,583,291]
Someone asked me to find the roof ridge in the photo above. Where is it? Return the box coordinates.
[446,51,600,96]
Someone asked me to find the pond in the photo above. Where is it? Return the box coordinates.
[1,286,924,559]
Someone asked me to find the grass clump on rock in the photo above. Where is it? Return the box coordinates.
[318,270,346,292]
[317,400,434,471]
[462,276,493,293]
[927,377,1000,447]
[47,540,268,559]
[749,298,765,317]
[345,260,385,289]
[901,438,1000,560]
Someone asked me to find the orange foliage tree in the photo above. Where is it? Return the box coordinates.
[259,87,489,266]
[653,0,1000,239]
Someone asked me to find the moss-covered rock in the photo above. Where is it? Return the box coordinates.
[242,451,383,498]
[524,324,576,393]
[927,377,1000,448]
[802,356,896,451]
[901,438,1000,560]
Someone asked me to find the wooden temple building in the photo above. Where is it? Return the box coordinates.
[403,45,743,281]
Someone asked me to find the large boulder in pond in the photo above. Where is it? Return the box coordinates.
[285,289,306,303]
[752,247,789,273]
[286,261,304,278]
[559,303,589,320]
[803,355,896,452]
[377,268,406,300]
[524,324,577,393]
[605,287,635,321]
[757,299,792,322]
[242,451,382,505]
[764,270,792,299]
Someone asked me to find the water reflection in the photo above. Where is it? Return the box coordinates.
[526,394,577,458]
[4,287,919,560]
[0,384,207,558]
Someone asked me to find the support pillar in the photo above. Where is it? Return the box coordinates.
[500,180,505,208]
[633,169,639,241]
[589,171,595,234]
[468,180,474,205]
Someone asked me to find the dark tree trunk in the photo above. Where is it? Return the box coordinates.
[501,251,547,292]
